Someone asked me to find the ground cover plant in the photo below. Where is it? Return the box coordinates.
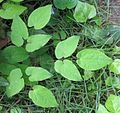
[0,0,120,112]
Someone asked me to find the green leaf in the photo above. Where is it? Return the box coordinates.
[0,3,27,19]
[83,70,94,80]
[54,59,82,81]
[28,5,52,29]
[105,94,120,113]
[29,85,58,107]
[0,0,4,3]
[26,34,51,52]
[10,107,23,113]
[53,0,78,10]
[76,49,112,70]
[105,76,120,89]
[74,1,96,22]
[0,63,16,75]
[0,77,9,87]
[55,35,80,59]
[6,68,24,97]
[109,59,120,74]
[97,104,109,113]
[39,53,54,72]
[25,67,53,82]
[11,16,28,47]
[2,46,29,64]
[10,0,23,2]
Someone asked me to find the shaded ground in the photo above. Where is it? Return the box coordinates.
[109,0,120,23]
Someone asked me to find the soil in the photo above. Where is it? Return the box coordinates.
[109,0,120,23]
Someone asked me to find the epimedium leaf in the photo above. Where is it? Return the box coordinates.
[76,49,112,71]
[55,35,80,59]
[39,53,54,73]
[0,0,4,3]
[97,104,109,113]
[10,107,23,113]
[25,67,53,82]
[0,3,27,19]
[109,59,120,74]
[10,0,23,2]
[73,1,96,22]
[0,63,16,75]
[11,16,28,47]
[29,85,58,107]
[6,68,24,97]
[54,59,82,81]
[105,94,120,113]
[28,5,52,29]
[105,76,120,89]
[26,34,51,52]
[53,0,78,10]
[0,77,9,87]
[11,32,24,47]
[2,46,29,64]
[83,70,94,81]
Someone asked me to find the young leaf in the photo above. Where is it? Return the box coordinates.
[6,68,24,97]
[54,59,82,81]
[28,5,52,29]
[76,49,112,70]
[11,16,28,47]
[10,107,23,113]
[105,76,120,89]
[105,94,120,113]
[25,67,53,82]
[29,85,58,107]
[109,59,120,74]
[97,104,109,113]
[53,0,78,10]
[26,34,51,52]
[0,3,27,19]
[74,1,96,22]
[83,70,94,81]
[55,35,80,59]
[2,46,29,64]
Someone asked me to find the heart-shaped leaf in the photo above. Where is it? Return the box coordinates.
[54,59,82,81]
[74,1,96,22]
[105,94,120,113]
[26,34,51,52]
[6,68,24,97]
[76,49,112,70]
[97,104,109,113]
[25,67,53,82]
[55,35,80,59]
[109,59,120,74]
[29,85,58,107]
[0,3,27,19]
[2,46,29,64]
[11,16,28,47]
[53,0,78,10]
[28,5,52,29]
